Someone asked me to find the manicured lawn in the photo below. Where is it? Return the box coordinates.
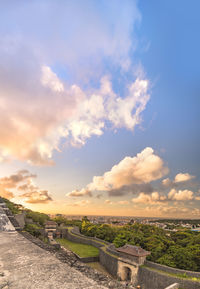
[56,238,99,257]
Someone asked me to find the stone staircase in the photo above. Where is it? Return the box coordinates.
[0,198,21,231]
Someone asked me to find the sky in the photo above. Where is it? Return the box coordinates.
[0,0,199,218]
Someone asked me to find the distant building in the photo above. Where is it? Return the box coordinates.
[45,221,57,233]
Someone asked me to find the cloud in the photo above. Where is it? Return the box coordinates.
[168,189,194,201]
[19,190,52,204]
[174,173,195,183]
[67,188,92,197]
[0,1,146,166]
[132,188,198,205]
[70,147,168,197]
[0,170,36,189]
[118,200,130,205]
[0,187,14,200]
[108,183,154,197]
[0,170,53,204]
[105,199,113,205]
[0,170,35,199]
[0,61,150,165]
[70,200,91,207]
[0,1,140,76]
[162,173,195,188]
[191,208,200,216]
[63,76,150,148]
[146,205,191,217]
[41,66,64,92]
[132,192,166,204]
[162,178,172,187]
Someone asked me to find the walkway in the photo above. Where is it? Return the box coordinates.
[0,204,107,289]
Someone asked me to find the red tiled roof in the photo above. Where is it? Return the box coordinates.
[45,221,57,226]
[116,244,150,257]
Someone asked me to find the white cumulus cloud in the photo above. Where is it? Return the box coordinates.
[132,192,166,204]
[68,147,168,196]
[168,189,194,201]
[0,0,146,166]
[174,173,195,183]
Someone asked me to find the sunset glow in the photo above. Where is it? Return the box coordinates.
[0,1,199,218]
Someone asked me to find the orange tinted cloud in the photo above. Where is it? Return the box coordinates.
[0,170,52,204]
[68,147,168,197]
[0,55,150,165]
[132,192,166,204]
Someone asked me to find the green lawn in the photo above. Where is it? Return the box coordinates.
[56,238,99,258]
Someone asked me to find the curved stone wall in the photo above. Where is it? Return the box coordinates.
[62,227,200,289]
[99,246,118,277]
[138,266,200,289]
[66,227,107,248]
[145,260,200,278]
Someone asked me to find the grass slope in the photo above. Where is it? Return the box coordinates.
[56,238,99,258]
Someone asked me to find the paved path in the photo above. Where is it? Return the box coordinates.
[0,204,108,289]
[0,231,108,289]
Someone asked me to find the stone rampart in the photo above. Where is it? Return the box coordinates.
[72,227,110,245]
[145,260,200,278]
[66,227,108,248]
[61,227,200,288]
[106,244,120,257]
[138,266,200,289]
[66,227,119,276]
[99,246,118,277]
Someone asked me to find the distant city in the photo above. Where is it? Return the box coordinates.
[50,214,200,231]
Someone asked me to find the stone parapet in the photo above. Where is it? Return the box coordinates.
[138,266,200,289]
[145,260,200,278]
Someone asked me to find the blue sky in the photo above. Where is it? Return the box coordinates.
[0,0,199,217]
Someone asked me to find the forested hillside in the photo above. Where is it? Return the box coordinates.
[80,218,200,271]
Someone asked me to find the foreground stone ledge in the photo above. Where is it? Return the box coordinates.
[0,231,107,289]
[0,231,135,289]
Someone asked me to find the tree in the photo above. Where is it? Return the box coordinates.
[95,224,116,242]
[25,224,41,237]
[113,230,133,248]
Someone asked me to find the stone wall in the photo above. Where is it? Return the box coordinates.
[15,213,25,229]
[62,227,200,288]
[66,227,107,249]
[145,260,200,278]
[106,244,120,257]
[99,246,118,277]
[138,266,200,289]
[65,227,119,276]
[72,227,110,246]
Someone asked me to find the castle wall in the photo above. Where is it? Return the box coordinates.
[65,227,109,249]
[99,246,118,277]
[145,260,200,278]
[138,266,200,289]
[60,227,200,288]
